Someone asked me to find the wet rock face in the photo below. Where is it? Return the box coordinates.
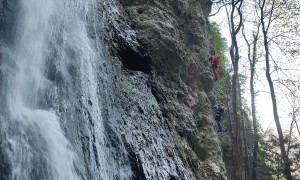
[0,0,18,40]
[0,0,17,179]
[102,73,187,179]
[104,0,226,179]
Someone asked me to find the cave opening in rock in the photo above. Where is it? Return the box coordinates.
[118,43,152,74]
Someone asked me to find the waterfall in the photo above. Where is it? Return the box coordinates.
[0,0,110,179]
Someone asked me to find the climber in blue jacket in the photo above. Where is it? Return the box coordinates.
[213,103,225,132]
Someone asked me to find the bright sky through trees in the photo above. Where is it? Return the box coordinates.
[209,2,300,138]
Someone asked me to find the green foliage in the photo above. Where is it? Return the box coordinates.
[209,23,233,146]
[210,22,227,68]
[210,24,239,171]
[258,130,300,179]
[257,131,279,180]
[210,22,230,101]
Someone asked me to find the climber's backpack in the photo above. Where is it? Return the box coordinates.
[213,105,219,111]
[208,56,212,64]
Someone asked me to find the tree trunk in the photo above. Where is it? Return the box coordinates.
[228,0,244,178]
[242,23,259,180]
[261,15,292,180]
[287,113,295,157]
[238,80,251,180]
[226,88,236,180]
[258,0,292,178]
[264,34,292,180]
[231,48,243,180]
[250,34,258,180]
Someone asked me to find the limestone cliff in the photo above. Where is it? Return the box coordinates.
[104,0,226,179]
[0,0,226,179]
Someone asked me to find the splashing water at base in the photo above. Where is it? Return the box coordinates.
[7,108,79,180]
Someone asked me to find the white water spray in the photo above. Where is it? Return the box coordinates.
[4,0,93,179]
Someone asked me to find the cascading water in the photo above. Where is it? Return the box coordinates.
[0,0,113,179]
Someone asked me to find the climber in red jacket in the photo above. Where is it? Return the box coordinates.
[208,54,221,80]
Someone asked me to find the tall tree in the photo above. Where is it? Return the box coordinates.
[237,79,251,180]
[242,22,260,180]
[258,0,292,179]
[225,0,244,179]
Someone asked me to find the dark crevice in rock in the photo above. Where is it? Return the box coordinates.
[44,44,64,85]
[86,109,94,127]
[85,109,100,169]
[106,23,152,74]
[169,174,179,180]
[81,135,92,180]
[122,135,146,180]
[0,141,10,180]
[0,0,18,42]
[44,58,64,85]
[92,133,100,169]
[67,63,77,78]
[118,43,152,74]
[104,124,119,149]
[194,147,208,161]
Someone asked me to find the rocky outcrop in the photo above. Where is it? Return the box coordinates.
[104,0,226,179]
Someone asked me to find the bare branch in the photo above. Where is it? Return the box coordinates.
[266,0,276,33]
[209,3,230,17]
[234,0,243,35]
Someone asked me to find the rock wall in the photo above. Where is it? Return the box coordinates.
[104,0,226,179]
[0,0,227,179]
